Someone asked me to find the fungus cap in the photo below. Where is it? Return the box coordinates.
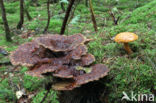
[10,41,44,67]
[70,53,95,67]
[52,64,109,91]
[53,66,74,78]
[35,34,87,52]
[81,54,95,66]
[52,81,76,91]
[114,32,138,43]
[74,64,109,86]
[69,44,88,60]
[26,64,62,77]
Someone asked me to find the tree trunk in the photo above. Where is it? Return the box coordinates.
[60,0,75,35]
[89,0,97,32]
[17,0,24,29]
[43,0,50,33]
[0,0,12,41]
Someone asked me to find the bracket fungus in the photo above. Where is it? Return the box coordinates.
[114,32,138,54]
[10,34,109,103]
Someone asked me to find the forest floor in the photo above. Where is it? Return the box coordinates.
[0,0,156,103]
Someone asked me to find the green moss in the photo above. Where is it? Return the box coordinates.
[49,19,62,33]
[0,66,6,72]
[0,79,16,101]
[106,57,156,102]
[20,67,28,73]
[123,0,156,25]
[32,89,58,103]
[23,75,44,91]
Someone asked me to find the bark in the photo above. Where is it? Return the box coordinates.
[60,0,75,35]
[43,0,50,33]
[89,0,97,32]
[0,0,12,41]
[17,0,24,29]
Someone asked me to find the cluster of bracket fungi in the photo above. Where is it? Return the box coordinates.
[10,34,109,91]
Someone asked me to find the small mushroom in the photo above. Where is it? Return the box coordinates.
[114,32,138,54]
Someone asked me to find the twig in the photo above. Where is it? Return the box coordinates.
[17,0,24,29]
[61,2,65,12]
[40,81,53,103]
[24,0,32,21]
[60,0,76,35]
[25,9,32,21]
[43,0,51,33]
[40,89,50,103]
[68,0,80,24]
[109,11,120,25]
[89,0,98,32]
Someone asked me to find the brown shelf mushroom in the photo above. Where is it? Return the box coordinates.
[10,34,109,103]
[35,34,87,52]
[26,64,63,77]
[10,41,44,67]
[114,32,138,54]
[74,64,109,86]
[69,44,88,60]
[81,54,95,66]
[53,66,74,79]
[52,64,109,91]
[52,81,75,91]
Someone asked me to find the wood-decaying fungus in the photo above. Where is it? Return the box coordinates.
[114,32,138,54]
[10,34,109,103]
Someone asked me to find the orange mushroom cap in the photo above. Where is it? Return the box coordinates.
[114,32,138,43]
